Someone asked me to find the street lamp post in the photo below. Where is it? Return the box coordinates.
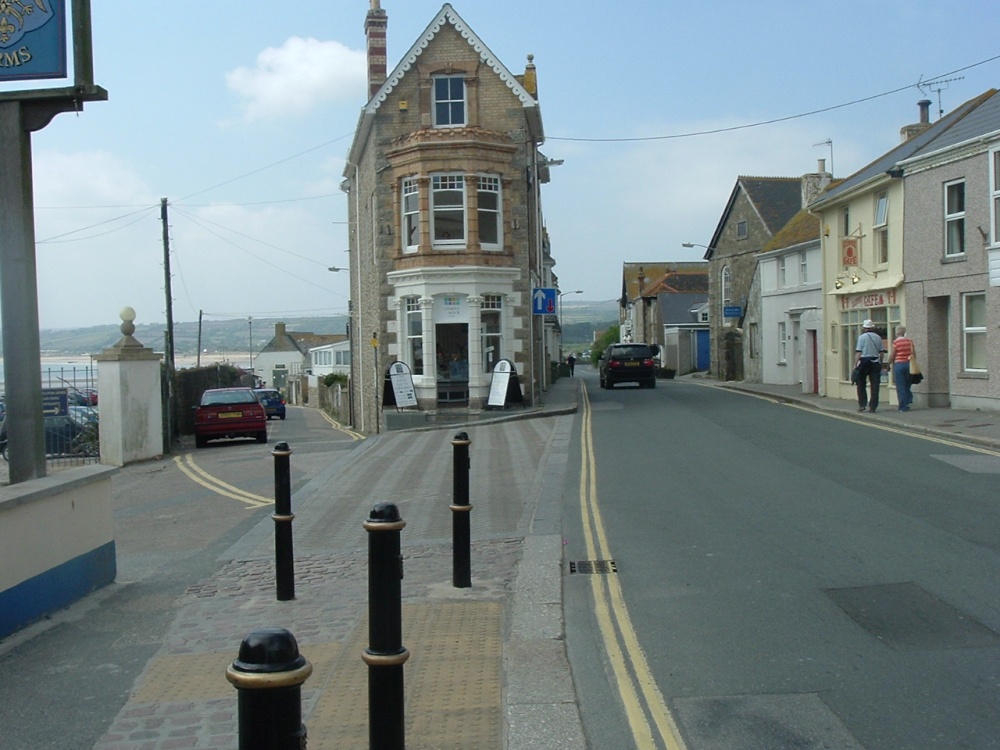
[248,316,253,378]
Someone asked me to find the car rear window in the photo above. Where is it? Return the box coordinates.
[611,345,653,358]
[201,389,257,406]
[256,390,279,400]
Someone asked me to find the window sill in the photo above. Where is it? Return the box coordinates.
[958,370,988,380]
[941,254,967,264]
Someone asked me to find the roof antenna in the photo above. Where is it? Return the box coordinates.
[918,75,964,119]
[814,139,833,177]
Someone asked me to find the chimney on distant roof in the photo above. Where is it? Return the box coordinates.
[275,322,286,340]
[900,99,933,142]
[366,0,388,99]
[801,158,833,208]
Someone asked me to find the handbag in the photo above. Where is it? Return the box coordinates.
[850,364,861,385]
[909,355,924,385]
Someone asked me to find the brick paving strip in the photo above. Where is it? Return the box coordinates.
[95,538,520,750]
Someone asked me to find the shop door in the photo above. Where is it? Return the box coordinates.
[436,323,469,403]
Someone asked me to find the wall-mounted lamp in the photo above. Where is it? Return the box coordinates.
[835,278,844,290]
[851,273,861,284]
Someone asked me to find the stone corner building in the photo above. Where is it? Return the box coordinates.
[343,2,556,433]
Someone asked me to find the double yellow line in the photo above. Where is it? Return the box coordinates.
[578,383,686,749]
[173,454,272,508]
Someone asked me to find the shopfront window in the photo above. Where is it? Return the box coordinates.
[840,306,899,380]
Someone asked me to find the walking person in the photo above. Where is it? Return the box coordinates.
[885,325,915,411]
[566,354,576,377]
[855,319,885,412]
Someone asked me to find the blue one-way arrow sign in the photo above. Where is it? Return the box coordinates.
[533,287,557,315]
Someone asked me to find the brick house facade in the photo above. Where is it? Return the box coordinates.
[343,3,554,432]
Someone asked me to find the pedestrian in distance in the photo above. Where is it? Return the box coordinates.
[567,354,576,376]
[885,325,915,411]
[855,319,885,412]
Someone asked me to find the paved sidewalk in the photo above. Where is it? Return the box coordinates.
[706,376,1000,451]
[93,376,586,750]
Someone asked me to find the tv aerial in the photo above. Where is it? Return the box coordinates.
[918,75,964,119]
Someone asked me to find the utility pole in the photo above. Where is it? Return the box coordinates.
[161,198,175,450]
[197,309,203,367]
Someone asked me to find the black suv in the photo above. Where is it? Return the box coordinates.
[599,343,659,389]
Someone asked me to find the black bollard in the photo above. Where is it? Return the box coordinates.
[226,628,312,750]
[363,502,408,750]
[450,431,472,588]
[272,441,295,601]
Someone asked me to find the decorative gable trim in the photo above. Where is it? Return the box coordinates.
[365,4,536,115]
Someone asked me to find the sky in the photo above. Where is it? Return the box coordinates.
[10,0,1000,331]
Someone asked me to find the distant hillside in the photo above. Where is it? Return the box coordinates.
[4,300,619,357]
[27,316,350,358]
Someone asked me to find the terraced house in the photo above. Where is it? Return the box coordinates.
[343,2,558,432]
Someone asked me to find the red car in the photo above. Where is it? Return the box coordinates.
[194,387,267,448]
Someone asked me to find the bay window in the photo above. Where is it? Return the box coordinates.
[432,174,465,245]
[402,178,419,252]
[481,294,502,372]
[478,176,501,248]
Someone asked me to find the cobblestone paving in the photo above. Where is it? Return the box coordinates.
[95,538,521,749]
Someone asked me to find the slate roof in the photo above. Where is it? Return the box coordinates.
[620,262,709,304]
[811,89,998,208]
[259,332,346,355]
[901,88,1000,163]
[705,177,803,259]
[657,293,708,325]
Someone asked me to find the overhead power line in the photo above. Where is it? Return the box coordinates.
[548,53,1000,143]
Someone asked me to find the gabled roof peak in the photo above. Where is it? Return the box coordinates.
[365,3,536,115]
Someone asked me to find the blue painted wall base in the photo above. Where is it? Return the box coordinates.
[0,541,116,639]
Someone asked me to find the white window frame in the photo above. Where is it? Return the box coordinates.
[431,173,466,246]
[777,256,787,288]
[721,265,731,309]
[777,321,787,363]
[481,294,502,372]
[405,297,424,375]
[842,206,850,237]
[477,175,502,249]
[874,191,889,266]
[799,251,808,284]
[990,146,1000,246]
[432,74,466,127]
[962,292,987,372]
[402,177,419,253]
[945,179,966,257]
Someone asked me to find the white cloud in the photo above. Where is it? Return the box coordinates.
[226,37,367,121]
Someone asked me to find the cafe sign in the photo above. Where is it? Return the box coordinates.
[839,288,897,310]
[841,237,859,267]
[0,0,67,82]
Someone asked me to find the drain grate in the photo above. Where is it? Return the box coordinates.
[569,560,617,574]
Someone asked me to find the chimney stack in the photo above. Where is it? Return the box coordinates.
[801,158,833,208]
[366,1,388,99]
[900,99,934,142]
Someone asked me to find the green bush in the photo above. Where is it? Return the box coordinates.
[590,325,620,366]
[323,372,349,387]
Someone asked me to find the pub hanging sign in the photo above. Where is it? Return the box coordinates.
[0,0,67,82]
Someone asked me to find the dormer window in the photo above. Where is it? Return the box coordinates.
[433,75,466,127]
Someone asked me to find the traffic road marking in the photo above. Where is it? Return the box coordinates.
[173,454,272,508]
[578,383,686,749]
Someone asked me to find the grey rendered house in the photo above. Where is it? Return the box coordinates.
[343,3,557,433]
[895,89,1000,410]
